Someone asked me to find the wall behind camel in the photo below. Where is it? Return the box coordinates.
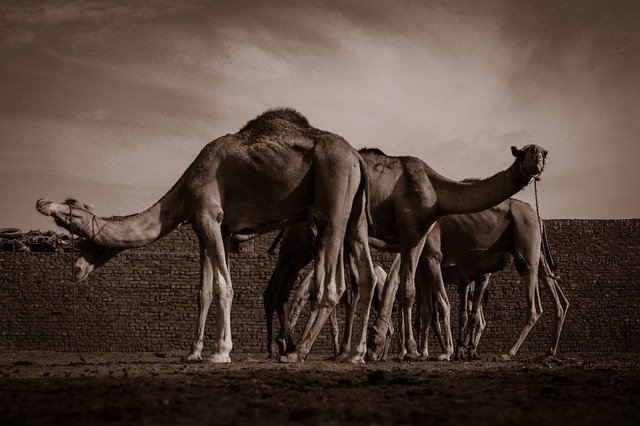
[0,220,638,357]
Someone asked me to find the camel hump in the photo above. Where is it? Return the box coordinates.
[358,147,387,157]
[239,108,310,135]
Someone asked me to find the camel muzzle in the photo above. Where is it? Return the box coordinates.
[36,199,55,216]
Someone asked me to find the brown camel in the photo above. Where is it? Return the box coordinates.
[36,108,377,364]
[408,198,569,361]
[263,144,547,361]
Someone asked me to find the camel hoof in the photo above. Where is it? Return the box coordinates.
[404,351,421,362]
[343,354,365,364]
[328,352,348,362]
[207,353,231,364]
[279,352,304,363]
[499,354,512,362]
[183,353,202,363]
[436,354,451,362]
[365,348,384,363]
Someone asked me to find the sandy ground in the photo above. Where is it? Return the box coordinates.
[1,351,639,425]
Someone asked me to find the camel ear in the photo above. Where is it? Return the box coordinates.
[511,146,521,158]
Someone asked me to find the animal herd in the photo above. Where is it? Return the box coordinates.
[36,108,566,364]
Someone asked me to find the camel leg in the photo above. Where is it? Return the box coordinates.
[330,258,357,361]
[421,255,453,361]
[467,274,491,360]
[329,306,340,356]
[263,226,312,359]
[341,198,377,364]
[416,262,432,359]
[539,261,569,355]
[396,237,427,361]
[287,270,315,335]
[470,303,486,358]
[184,241,214,362]
[502,261,543,360]
[455,280,471,361]
[188,211,234,363]
[368,254,401,361]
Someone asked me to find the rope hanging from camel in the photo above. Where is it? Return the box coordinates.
[534,175,543,238]
[66,205,86,365]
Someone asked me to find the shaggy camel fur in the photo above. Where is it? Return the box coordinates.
[264,145,547,361]
[37,108,377,364]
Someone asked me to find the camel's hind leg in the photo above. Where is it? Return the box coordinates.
[539,257,569,355]
[281,155,364,363]
[467,274,491,360]
[502,256,543,360]
[341,185,377,364]
[421,256,454,361]
[263,225,312,359]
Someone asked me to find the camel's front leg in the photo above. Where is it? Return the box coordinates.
[192,211,234,363]
[184,244,214,362]
[367,255,401,362]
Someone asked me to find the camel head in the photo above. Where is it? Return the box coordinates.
[511,144,547,178]
[36,198,96,235]
[36,198,119,282]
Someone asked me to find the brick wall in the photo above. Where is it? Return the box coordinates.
[1,220,638,357]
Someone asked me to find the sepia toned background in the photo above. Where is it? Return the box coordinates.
[1,0,639,235]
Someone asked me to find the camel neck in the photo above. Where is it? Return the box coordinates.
[88,183,186,249]
[431,161,531,215]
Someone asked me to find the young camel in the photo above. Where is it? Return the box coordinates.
[37,108,377,364]
[264,145,547,361]
[410,198,569,361]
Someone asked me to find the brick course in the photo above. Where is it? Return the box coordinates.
[1,219,638,357]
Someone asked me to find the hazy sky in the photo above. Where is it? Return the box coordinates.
[1,0,639,232]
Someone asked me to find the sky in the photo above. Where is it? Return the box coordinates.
[1,0,639,232]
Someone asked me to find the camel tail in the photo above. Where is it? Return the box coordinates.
[267,228,285,254]
[357,156,376,234]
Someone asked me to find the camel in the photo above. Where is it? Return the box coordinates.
[408,198,569,361]
[286,264,390,357]
[36,108,377,364]
[263,144,547,361]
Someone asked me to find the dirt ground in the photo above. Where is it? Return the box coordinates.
[1,351,639,425]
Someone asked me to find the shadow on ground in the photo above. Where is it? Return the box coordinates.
[1,352,639,425]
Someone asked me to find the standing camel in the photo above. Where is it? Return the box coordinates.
[410,198,568,361]
[37,108,377,364]
[264,145,547,361]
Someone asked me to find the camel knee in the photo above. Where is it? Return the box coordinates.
[217,282,233,302]
[527,308,542,325]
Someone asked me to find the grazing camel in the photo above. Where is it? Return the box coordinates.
[37,108,377,364]
[409,198,568,361]
[264,145,547,361]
